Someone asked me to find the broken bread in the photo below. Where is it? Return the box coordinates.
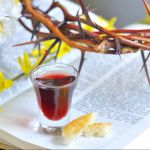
[62,113,96,144]
[83,123,112,137]
[62,113,112,144]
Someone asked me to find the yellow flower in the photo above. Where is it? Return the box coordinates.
[18,52,32,75]
[31,40,57,57]
[33,55,45,68]
[0,71,14,93]
[142,15,150,24]
[18,52,44,76]
[0,106,3,112]
[83,16,117,31]
[83,22,94,32]
[31,49,44,57]
[15,0,20,5]
[57,42,72,58]
[98,16,117,30]
[31,40,72,59]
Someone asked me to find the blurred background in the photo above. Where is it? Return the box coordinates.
[72,0,150,28]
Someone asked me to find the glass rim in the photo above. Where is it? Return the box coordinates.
[30,63,79,89]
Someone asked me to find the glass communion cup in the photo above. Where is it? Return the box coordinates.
[30,63,79,132]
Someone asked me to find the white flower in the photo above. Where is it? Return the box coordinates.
[0,0,22,18]
[0,18,15,44]
[0,0,22,44]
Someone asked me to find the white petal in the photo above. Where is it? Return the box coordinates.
[0,0,14,16]
[0,18,16,44]
[0,0,21,18]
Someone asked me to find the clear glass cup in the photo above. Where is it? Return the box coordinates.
[30,63,79,133]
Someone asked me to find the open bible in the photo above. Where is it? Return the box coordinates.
[1,38,150,148]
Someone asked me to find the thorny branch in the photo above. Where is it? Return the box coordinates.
[18,0,150,83]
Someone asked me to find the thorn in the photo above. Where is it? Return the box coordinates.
[140,52,150,72]
[141,51,150,86]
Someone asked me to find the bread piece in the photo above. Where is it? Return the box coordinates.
[83,123,112,137]
[62,113,96,144]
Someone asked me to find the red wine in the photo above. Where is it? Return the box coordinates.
[34,73,76,121]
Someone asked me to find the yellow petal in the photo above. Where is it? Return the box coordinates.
[0,71,5,81]
[42,40,55,50]
[18,52,32,76]
[83,16,116,32]
[0,106,3,112]
[81,15,94,31]
[15,0,20,5]
[107,17,117,30]
[4,80,14,89]
[0,71,13,92]
[142,15,150,24]
[57,42,72,58]
[42,40,58,53]
[31,49,45,57]
[0,22,3,32]
[0,71,5,92]
[18,57,24,69]
[98,16,117,30]
[18,56,27,74]
[31,49,40,57]
[33,55,44,68]
[24,52,32,68]
[24,52,32,75]
[83,24,95,32]
[0,82,4,93]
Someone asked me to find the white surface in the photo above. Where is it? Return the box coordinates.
[125,128,150,149]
